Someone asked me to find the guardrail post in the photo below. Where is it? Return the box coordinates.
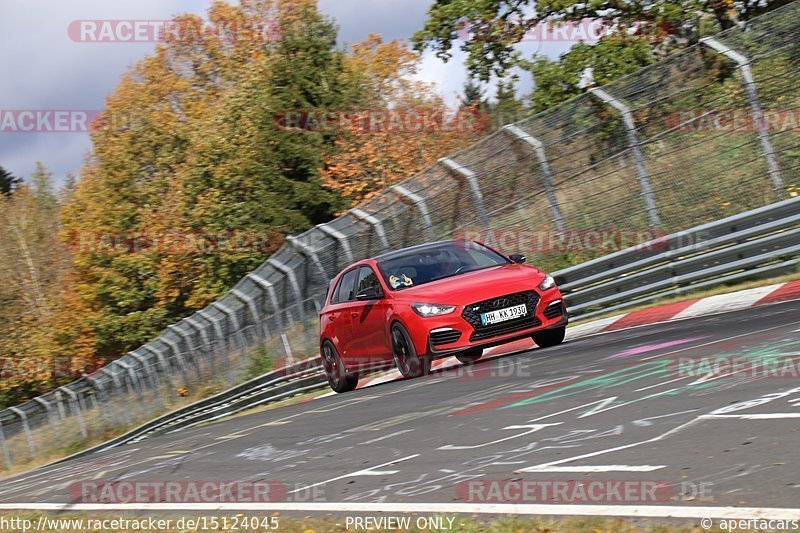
[58,387,88,439]
[700,37,784,198]
[8,407,36,455]
[316,223,354,266]
[439,157,489,232]
[389,185,436,241]
[502,125,566,232]
[588,87,661,227]
[350,208,390,252]
[0,418,12,468]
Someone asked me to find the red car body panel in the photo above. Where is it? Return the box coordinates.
[319,242,567,373]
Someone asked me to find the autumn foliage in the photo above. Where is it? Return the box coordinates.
[1,0,482,407]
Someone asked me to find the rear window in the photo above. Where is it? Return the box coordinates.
[377,241,508,290]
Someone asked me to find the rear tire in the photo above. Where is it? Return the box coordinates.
[321,340,358,393]
[391,323,431,378]
[531,326,566,348]
[455,349,482,365]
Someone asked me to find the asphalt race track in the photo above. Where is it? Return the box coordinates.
[2,300,800,520]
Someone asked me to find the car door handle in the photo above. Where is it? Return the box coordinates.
[351,312,359,318]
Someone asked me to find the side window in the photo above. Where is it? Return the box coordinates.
[332,268,358,304]
[356,266,381,296]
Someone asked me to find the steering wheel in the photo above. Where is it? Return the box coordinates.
[454,265,469,274]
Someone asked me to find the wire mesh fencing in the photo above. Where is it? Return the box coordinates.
[2,1,800,471]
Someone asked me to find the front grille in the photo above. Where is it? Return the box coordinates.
[430,329,462,347]
[544,301,564,319]
[462,290,541,342]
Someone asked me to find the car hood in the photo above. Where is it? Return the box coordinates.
[390,264,546,304]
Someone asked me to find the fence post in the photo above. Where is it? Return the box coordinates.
[700,37,784,198]
[588,87,661,227]
[168,324,202,381]
[503,125,566,232]
[33,397,57,434]
[99,367,131,425]
[439,157,489,232]
[58,387,88,439]
[316,223,355,264]
[129,352,159,395]
[232,289,264,339]
[212,301,248,365]
[158,336,190,383]
[266,259,306,328]
[350,208,390,253]
[287,235,330,282]
[389,185,436,241]
[0,417,12,468]
[182,316,218,378]
[197,309,231,378]
[8,407,36,455]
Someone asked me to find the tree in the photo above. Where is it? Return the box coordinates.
[412,0,789,82]
[490,78,524,128]
[0,166,20,195]
[319,35,488,205]
[523,38,655,112]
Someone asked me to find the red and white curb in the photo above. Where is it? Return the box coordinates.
[315,279,800,398]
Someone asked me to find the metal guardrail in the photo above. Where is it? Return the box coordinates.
[48,357,328,465]
[555,195,800,320]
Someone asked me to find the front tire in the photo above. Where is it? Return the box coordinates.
[321,340,358,393]
[391,323,431,378]
[531,326,566,348]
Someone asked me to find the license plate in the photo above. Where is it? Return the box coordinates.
[481,304,528,325]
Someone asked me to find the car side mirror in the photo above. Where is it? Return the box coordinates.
[509,253,526,264]
[355,286,382,301]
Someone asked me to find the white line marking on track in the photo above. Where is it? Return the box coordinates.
[521,465,666,472]
[286,454,419,494]
[1,502,797,520]
[517,417,702,473]
[437,424,561,450]
[359,429,415,445]
[702,413,800,419]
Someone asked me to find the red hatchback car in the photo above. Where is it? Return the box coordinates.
[319,240,568,392]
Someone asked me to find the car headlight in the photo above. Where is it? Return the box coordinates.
[411,303,456,317]
[538,274,556,291]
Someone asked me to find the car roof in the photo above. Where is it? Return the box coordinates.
[372,240,468,262]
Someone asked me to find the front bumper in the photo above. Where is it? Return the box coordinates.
[408,289,568,357]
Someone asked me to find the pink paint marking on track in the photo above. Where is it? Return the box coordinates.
[602,336,708,360]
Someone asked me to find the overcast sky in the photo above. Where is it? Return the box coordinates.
[0,0,574,187]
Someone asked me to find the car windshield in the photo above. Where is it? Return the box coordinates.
[377,241,509,290]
